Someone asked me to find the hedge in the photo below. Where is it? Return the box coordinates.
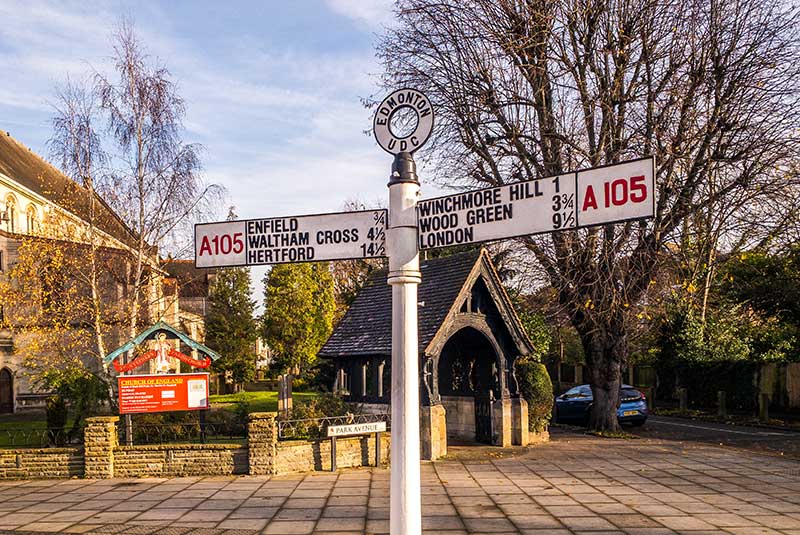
[516,360,554,433]
[656,359,760,411]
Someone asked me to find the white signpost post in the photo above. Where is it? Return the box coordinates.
[194,87,656,535]
[373,88,433,535]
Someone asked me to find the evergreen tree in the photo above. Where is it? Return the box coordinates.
[206,267,258,390]
[262,263,335,376]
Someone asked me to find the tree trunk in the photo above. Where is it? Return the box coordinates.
[580,324,626,432]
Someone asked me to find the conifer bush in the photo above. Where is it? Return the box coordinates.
[515,359,554,433]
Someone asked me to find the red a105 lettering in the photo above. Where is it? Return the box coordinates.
[198,232,244,256]
[582,175,647,211]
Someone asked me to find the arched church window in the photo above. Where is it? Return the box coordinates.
[3,195,17,233]
[26,205,38,233]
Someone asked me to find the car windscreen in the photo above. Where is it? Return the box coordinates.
[620,388,642,400]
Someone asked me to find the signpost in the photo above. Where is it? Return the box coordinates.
[194,87,656,535]
[118,372,210,414]
[418,157,655,249]
[195,209,387,268]
[374,88,434,535]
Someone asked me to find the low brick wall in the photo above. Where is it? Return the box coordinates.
[0,413,398,479]
[276,433,390,473]
[0,448,82,479]
[114,444,248,478]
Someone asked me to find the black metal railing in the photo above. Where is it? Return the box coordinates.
[0,426,84,448]
[118,420,246,446]
[278,413,390,440]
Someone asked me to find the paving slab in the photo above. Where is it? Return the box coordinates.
[0,430,799,534]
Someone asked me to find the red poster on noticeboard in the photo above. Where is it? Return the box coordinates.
[118,373,210,414]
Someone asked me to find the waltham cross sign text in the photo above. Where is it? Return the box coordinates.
[195,209,387,268]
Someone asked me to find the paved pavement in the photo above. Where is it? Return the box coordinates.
[631,415,800,458]
[0,428,799,535]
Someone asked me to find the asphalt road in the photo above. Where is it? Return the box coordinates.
[630,414,800,458]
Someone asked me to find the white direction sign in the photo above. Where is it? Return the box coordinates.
[417,156,654,250]
[195,209,387,268]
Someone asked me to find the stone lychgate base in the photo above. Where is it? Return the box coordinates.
[420,396,531,458]
[420,404,447,460]
[511,397,529,447]
[490,397,531,447]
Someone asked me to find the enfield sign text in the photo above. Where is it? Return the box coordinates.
[195,209,387,268]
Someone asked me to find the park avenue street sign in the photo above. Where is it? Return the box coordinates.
[195,209,387,268]
[327,421,387,437]
[417,156,655,250]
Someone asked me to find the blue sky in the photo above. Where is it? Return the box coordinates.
[0,0,447,230]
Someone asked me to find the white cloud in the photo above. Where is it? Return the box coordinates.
[324,0,395,29]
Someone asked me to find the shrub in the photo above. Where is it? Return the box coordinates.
[287,393,352,421]
[656,359,760,411]
[515,359,554,433]
[37,365,109,445]
[280,393,358,439]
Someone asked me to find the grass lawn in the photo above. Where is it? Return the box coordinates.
[0,413,82,448]
[210,390,319,413]
[0,391,321,447]
[0,413,49,442]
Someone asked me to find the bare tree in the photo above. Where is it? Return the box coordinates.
[95,19,223,338]
[48,80,110,363]
[378,0,800,430]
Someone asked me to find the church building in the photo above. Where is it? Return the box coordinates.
[0,131,185,412]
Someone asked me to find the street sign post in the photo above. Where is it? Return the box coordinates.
[418,156,655,249]
[195,209,387,268]
[194,86,655,535]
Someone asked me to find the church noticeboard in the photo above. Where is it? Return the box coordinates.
[118,373,210,414]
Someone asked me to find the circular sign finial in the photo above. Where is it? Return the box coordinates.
[373,88,434,155]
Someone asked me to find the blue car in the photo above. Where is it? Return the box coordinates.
[554,384,648,426]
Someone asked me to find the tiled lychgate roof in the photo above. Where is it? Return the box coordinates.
[319,249,482,358]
